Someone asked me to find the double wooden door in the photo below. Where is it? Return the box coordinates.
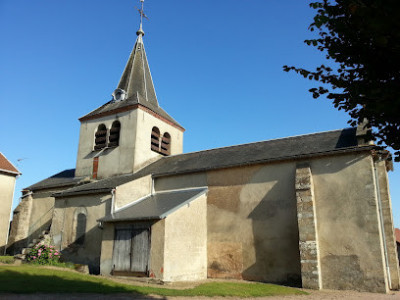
[112,225,150,275]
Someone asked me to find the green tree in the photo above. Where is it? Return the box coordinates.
[284,0,400,160]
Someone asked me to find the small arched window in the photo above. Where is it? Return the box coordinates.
[161,132,171,156]
[94,124,107,150]
[151,127,160,152]
[76,213,87,245]
[108,121,121,147]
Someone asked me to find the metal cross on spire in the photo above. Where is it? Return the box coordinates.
[136,0,148,33]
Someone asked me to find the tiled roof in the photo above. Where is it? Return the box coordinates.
[395,228,400,244]
[54,127,375,197]
[0,152,20,176]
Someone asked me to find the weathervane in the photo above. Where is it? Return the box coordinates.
[136,0,148,33]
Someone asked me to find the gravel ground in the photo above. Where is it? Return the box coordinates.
[1,290,400,300]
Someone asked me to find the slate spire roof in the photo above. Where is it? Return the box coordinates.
[80,24,183,130]
[117,26,158,106]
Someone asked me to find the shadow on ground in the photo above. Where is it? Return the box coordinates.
[0,269,164,299]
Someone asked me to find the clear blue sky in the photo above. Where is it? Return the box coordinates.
[1,0,399,227]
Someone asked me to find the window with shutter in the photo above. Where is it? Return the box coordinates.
[160,132,171,156]
[151,127,160,152]
[109,121,121,147]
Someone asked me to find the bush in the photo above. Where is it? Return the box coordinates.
[26,244,61,265]
[0,256,15,264]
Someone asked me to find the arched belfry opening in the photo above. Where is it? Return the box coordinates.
[109,121,121,147]
[94,124,107,150]
[151,127,161,152]
[161,132,171,156]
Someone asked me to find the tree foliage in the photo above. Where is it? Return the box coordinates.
[284,0,400,160]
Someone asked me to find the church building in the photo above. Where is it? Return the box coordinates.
[7,3,400,294]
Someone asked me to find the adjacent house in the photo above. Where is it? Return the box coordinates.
[0,152,20,254]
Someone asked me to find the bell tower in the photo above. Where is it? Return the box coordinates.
[75,0,184,180]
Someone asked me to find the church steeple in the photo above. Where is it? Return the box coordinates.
[75,0,184,179]
[116,0,158,106]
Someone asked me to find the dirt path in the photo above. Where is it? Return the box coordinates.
[1,290,400,300]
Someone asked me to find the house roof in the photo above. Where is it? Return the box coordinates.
[395,228,400,244]
[0,152,20,176]
[26,169,82,191]
[54,127,375,197]
[99,188,207,222]
[79,30,182,130]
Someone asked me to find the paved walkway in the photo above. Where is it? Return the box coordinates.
[1,290,400,300]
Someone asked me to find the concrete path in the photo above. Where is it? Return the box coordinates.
[1,290,400,300]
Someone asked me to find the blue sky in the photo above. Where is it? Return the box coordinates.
[1,0,399,227]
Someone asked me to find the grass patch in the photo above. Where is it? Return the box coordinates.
[0,265,307,297]
[26,261,75,269]
[0,256,14,264]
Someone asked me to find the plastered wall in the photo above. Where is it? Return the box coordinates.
[51,193,111,273]
[134,108,183,172]
[153,152,397,292]
[312,153,389,293]
[114,175,152,209]
[27,190,57,243]
[163,194,207,281]
[375,159,400,290]
[155,163,302,284]
[75,108,184,179]
[0,173,16,253]
[75,110,137,178]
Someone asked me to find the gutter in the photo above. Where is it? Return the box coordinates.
[52,188,112,198]
[0,168,20,176]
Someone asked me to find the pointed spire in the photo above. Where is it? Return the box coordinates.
[115,0,158,106]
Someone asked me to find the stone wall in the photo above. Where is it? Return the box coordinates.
[7,192,32,255]
[295,164,321,289]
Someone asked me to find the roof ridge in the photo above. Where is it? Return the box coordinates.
[163,128,354,159]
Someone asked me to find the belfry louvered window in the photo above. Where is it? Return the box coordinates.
[109,121,121,147]
[161,132,171,156]
[94,124,107,150]
[151,127,160,152]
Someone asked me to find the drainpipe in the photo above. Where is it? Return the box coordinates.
[151,176,155,195]
[111,189,116,214]
[374,158,392,290]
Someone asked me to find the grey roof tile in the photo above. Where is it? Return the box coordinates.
[26,169,81,191]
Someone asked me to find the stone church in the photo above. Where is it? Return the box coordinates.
[7,7,400,294]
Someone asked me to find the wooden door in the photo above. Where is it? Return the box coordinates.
[112,225,151,275]
[112,228,132,272]
[131,228,150,273]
